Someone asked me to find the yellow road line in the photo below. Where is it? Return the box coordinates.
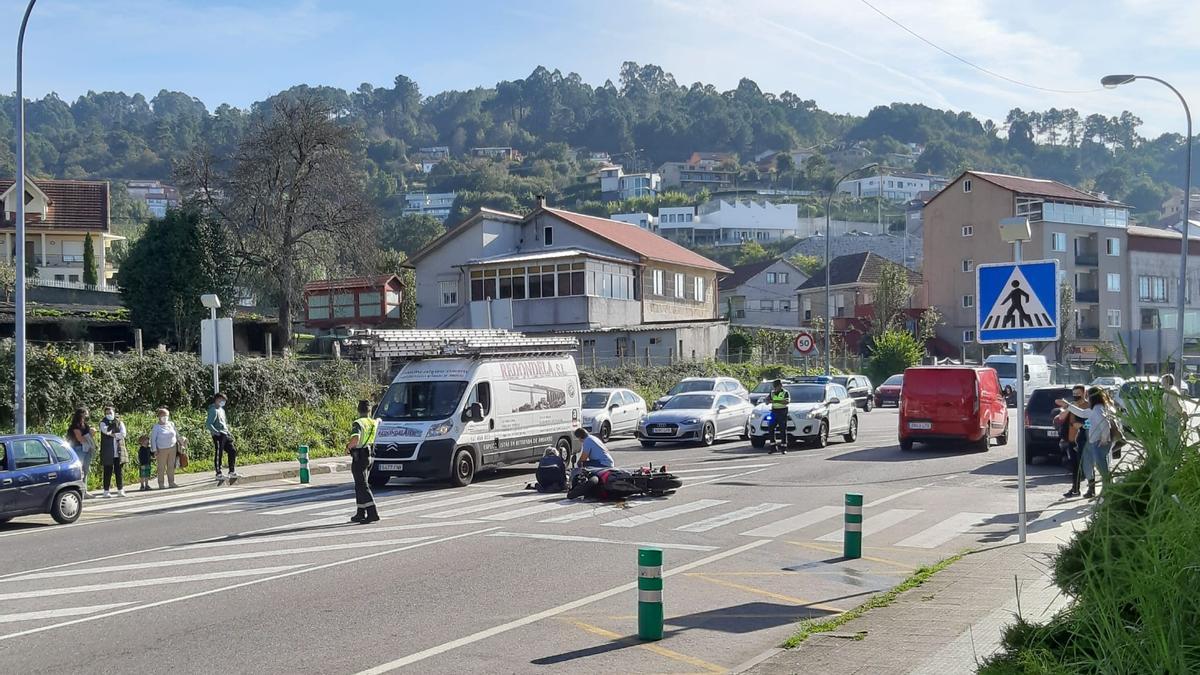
[788,541,915,571]
[561,618,727,673]
[683,573,847,613]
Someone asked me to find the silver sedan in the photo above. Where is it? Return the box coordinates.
[637,392,753,447]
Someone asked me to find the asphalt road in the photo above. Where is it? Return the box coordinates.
[0,408,1089,674]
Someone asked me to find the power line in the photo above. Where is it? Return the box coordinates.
[857,0,1101,95]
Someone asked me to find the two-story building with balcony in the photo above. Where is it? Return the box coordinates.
[922,171,1130,359]
[657,162,736,193]
[1,178,122,288]
[719,258,808,328]
[1122,224,1200,371]
[411,198,732,365]
[403,192,456,222]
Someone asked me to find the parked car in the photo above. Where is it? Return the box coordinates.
[832,375,875,411]
[653,377,749,410]
[1090,376,1125,389]
[0,434,85,525]
[1025,386,1074,463]
[581,388,646,441]
[749,379,793,406]
[899,366,1009,452]
[748,380,859,448]
[874,374,904,407]
[638,393,753,447]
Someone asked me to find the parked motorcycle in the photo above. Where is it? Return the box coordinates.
[567,464,683,500]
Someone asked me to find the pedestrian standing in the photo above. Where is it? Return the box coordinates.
[206,393,239,481]
[767,379,790,455]
[1055,385,1087,498]
[98,406,129,498]
[67,407,96,498]
[1058,389,1114,499]
[1160,373,1186,431]
[150,407,180,490]
[136,434,154,491]
[348,400,380,524]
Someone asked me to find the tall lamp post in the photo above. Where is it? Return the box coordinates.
[13,0,37,433]
[1102,74,1193,384]
[824,163,878,375]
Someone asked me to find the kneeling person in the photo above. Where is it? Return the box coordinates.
[575,427,614,468]
[348,400,380,524]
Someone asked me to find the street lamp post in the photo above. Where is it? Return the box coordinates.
[13,0,37,434]
[1102,74,1193,383]
[824,163,878,375]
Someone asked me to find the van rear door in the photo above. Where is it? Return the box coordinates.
[904,369,973,424]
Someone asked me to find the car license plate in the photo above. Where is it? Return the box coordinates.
[651,426,673,435]
[1043,430,1058,438]
[908,422,932,430]
[376,463,403,472]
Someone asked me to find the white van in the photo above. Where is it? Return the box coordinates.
[984,354,1051,397]
[368,334,582,487]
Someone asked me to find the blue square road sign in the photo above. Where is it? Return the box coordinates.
[976,260,1059,344]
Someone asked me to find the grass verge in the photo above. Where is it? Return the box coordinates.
[782,550,968,649]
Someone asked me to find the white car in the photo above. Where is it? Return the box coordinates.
[581,388,646,441]
[748,380,858,448]
[654,377,750,410]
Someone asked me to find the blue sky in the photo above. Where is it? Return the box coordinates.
[2,0,1197,137]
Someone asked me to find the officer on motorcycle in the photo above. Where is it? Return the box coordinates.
[768,379,790,455]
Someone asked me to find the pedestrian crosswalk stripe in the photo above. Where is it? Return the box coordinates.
[539,501,645,523]
[314,491,504,518]
[815,508,922,542]
[425,493,550,519]
[487,531,718,552]
[739,506,841,538]
[602,499,726,528]
[0,565,303,602]
[864,487,923,508]
[264,494,365,515]
[107,487,290,514]
[896,512,992,548]
[173,521,484,551]
[479,500,574,521]
[0,603,134,624]
[674,503,789,533]
[3,539,434,582]
[83,487,243,512]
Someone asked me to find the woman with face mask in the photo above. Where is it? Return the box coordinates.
[150,407,180,489]
[98,406,129,498]
[67,407,97,498]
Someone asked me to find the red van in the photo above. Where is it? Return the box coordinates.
[899,366,1009,451]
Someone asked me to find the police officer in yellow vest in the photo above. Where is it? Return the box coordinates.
[348,400,380,524]
[768,379,790,455]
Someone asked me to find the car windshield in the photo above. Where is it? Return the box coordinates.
[582,392,611,409]
[832,377,850,387]
[785,385,826,403]
[989,362,1017,379]
[663,394,714,410]
[752,382,775,393]
[669,380,716,395]
[377,380,468,421]
[884,375,903,386]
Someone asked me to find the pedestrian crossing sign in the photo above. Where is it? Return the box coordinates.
[976,260,1059,344]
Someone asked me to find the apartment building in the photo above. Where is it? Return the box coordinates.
[923,171,1130,356]
[657,161,736,193]
[837,172,949,202]
[125,180,181,218]
[599,165,662,201]
[402,192,456,222]
[1122,225,1200,370]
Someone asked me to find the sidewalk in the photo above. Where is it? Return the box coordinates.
[742,542,1068,675]
[167,455,352,489]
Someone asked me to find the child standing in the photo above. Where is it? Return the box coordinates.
[137,434,154,491]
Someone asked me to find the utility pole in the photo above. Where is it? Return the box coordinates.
[13,0,37,433]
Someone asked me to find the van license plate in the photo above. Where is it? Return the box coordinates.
[908,422,932,430]
[377,463,403,472]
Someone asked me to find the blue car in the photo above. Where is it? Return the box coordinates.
[0,434,86,525]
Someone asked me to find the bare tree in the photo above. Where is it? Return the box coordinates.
[180,95,375,348]
[869,262,913,338]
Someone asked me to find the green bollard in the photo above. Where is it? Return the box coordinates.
[298,445,310,484]
[844,493,863,559]
[638,547,663,641]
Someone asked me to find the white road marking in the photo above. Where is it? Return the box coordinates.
[264,496,363,515]
[602,499,726,528]
[112,486,294,514]
[478,500,574,521]
[487,531,717,552]
[667,463,775,474]
[0,566,303,602]
[82,487,244,512]
[0,604,134,624]
[0,528,500,643]
[353,539,772,674]
[209,510,245,514]
[173,521,484,550]
[864,487,924,508]
[423,493,550,519]
[312,491,502,518]
[538,501,644,523]
[896,512,993,548]
[815,508,923,542]
[674,503,790,533]
[680,467,772,489]
[739,505,842,538]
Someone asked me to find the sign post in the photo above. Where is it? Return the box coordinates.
[977,217,1059,544]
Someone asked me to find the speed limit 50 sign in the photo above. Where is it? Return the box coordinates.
[793,331,816,355]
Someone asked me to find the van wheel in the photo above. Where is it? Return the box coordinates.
[997,429,1009,446]
[700,423,716,447]
[865,399,873,412]
[843,416,858,442]
[51,489,82,524]
[555,437,575,466]
[976,435,990,452]
[813,421,829,448]
[598,422,611,442]
[450,449,476,488]
[900,439,914,452]
[368,471,390,489]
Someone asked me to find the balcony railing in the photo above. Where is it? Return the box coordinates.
[1074,253,1099,267]
[1075,289,1099,303]
[1076,327,1100,339]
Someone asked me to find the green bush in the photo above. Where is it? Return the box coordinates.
[865,329,923,386]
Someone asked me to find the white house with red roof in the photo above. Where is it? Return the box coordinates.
[409,197,733,364]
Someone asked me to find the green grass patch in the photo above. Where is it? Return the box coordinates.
[781,551,967,649]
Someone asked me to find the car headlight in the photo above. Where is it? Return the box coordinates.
[581,416,595,426]
[809,408,827,419]
[682,417,700,424]
[426,421,454,437]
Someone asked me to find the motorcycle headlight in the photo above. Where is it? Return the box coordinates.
[426,421,454,437]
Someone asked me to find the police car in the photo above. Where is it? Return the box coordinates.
[747,376,859,449]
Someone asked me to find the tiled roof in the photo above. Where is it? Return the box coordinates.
[796,252,921,290]
[303,274,400,293]
[543,207,732,274]
[965,171,1116,205]
[718,258,800,291]
[0,178,109,230]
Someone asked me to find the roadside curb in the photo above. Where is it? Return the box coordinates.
[173,458,352,489]
[731,647,784,674]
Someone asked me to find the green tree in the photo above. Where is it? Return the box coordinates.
[380,213,445,257]
[866,329,924,385]
[82,233,98,286]
[119,209,237,348]
[869,262,912,338]
[788,253,823,276]
[734,240,770,266]
[0,260,16,302]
